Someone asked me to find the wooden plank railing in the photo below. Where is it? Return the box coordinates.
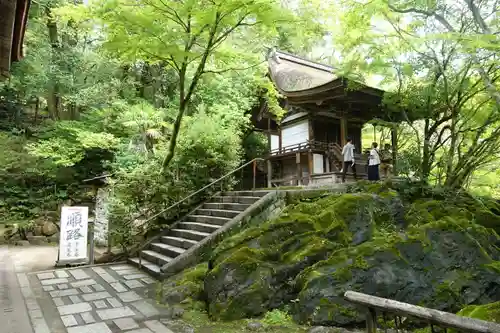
[344,291,500,333]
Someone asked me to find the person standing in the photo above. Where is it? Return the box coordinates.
[368,142,381,181]
[341,137,357,183]
[380,143,393,178]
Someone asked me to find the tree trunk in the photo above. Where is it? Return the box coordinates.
[444,109,458,185]
[46,8,61,120]
[421,119,431,181]
[162,100,186,169]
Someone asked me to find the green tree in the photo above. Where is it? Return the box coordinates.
[83,0,310,171]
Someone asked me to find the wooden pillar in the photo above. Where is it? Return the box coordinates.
[267,118,272,152]
[340,116,348,147]
[391,125,398,176]
[296,153,301,186]
[366,308,377,333]
[278,126,282,152]
[308,151,313,184]
[308,117,314,142]
[325,155,330,173]
[267,160,272,188]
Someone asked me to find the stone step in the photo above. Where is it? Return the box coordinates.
[141,250,173,267]
[213,196,260,204]
[195,208,241,218]
[177,222,220,234]
[223,191,268,197]
[188,214,231,226]
[128,257,161,277]
[203,202,251,211]
[150,242,186,258]
[160,236,198,249]
[170,229,211,241]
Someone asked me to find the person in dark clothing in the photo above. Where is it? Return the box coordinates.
[341,137,357,183]
[367,142,381,181]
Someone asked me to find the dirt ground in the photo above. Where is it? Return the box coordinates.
[4,245,59,272]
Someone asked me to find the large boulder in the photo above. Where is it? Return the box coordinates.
[202,182,500,326]
[42,221,58,236]
[204,193,396,321]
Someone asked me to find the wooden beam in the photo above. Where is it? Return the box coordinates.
[344,291,500,333]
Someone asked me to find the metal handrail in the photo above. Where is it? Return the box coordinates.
[136,157,265,267]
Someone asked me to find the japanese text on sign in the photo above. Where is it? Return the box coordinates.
[58,206,88,262]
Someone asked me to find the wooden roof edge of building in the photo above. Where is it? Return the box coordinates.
[268,48,387,98]
[12,0,31,62]
[269,49,335,74]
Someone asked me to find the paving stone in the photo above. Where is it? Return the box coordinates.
[124,274,149,280]
[61,315,78,327]
[92,284,105,292]
[41,278,68,285]
[126,329,153,333]
[55,270,70,278]
[70,295,82,304]
[58,302,92,315]
[32,317,51,333]
[109,264,134,271]
[37,272,55,280]
[82,291,111,301]
[58,284,69,290]
[43,286,54,291]
[71,279,97,288]
[91,267,106,274]
[81,312,96,324]
[69,269,90,280]
[67,322,112,333]
[117,291,142,303]
[50,288,79,298]
[96,306,136,320]
[53,297,64,306]
[115,269,140,276]
[130,300,160,317]
[110,282,127,292]
[124,280,144,289]
[30,308,44,319]
[107,297,122,308]
[114,317,139,330]
[142,277,156,285]
[98,272,117,283]
[93,300,107,309]
[144,320,175,333]
[80,286,92,293]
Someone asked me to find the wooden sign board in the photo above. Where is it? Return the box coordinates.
[57,206,89,266]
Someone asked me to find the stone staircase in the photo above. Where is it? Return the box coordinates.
[128,190,269,277]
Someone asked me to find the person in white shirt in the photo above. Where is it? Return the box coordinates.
[368,142,381,181]
[341,137,357,183]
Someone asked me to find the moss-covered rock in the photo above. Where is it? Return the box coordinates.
[457,301,500,323]
[158,263,208,308]
[196,181,500,326]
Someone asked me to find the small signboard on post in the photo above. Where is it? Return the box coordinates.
[57,206,89,266]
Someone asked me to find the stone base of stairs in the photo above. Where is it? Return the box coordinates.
[128,190,273,278]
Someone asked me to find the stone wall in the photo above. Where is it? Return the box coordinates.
[93,188,109,246]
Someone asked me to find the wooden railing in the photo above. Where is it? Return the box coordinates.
[345,291,500,333]
[269,140,335,156]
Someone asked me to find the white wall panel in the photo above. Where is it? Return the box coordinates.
[282,120,309,147]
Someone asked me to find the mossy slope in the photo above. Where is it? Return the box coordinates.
[165,181,500,327]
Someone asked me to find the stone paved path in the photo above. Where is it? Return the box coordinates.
[20,263,175,333]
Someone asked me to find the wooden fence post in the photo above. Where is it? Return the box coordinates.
[366,307,377,333]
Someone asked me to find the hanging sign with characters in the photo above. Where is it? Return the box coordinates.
[58,206,89,263]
